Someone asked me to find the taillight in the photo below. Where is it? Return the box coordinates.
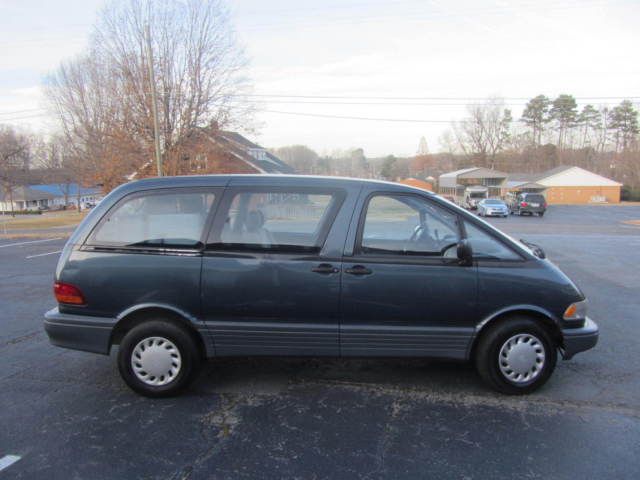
[543,203,548,207]
[54,282,86,305]
[521,202,529,207]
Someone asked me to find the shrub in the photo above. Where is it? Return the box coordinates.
[0,210,43,215]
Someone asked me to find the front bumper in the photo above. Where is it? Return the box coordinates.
[561,316,599,360]
[44,307,116,355]
[485,210,508,216]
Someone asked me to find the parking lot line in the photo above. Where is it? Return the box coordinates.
[0,238,63,248]
[26,250,63,259]
[0,455,21,472]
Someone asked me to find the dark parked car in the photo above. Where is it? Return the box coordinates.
[508,192,548,216]
[477,198,508,217]
[45,175,597,397]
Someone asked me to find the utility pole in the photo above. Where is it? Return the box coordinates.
[145,24,163,177]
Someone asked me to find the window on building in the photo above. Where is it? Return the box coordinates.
[190,154,208,171]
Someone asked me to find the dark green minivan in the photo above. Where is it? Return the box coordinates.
[44,175,598,397]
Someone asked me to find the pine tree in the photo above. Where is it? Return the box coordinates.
[417,136,429,155]
[608,100,639,151]
[520,95,551,147]
[577,104,601,148]
[549,94,578,149]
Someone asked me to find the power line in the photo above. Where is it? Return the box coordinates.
[0,108,46,117]
[229,99,636,107]
[235,94,640,101]
[222,105,463,123]
[0,113,50,122]
[241,0,621,32]
[4,96,638,125]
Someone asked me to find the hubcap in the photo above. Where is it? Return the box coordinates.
[498,334,545,384]
[131,337,182,386]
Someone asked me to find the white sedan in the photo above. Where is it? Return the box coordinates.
[477,199,509,217]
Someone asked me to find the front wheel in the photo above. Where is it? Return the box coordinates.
[117,319,201,397]
[475,317,557,394]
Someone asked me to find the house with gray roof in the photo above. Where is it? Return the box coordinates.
[438,167,508,198]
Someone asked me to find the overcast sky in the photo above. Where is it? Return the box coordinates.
[1,0,639,157]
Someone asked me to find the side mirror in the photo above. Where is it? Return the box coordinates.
[519,239,546,259]
[457,239,473,266]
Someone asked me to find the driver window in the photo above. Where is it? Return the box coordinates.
[361,194,459,256]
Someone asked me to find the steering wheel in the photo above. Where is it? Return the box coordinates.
[409,224,425,243]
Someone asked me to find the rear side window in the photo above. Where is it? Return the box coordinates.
[88,191,215,248]
[210,189,340,252]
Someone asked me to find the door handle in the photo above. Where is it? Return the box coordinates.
[345,265,372,275]
[312,263,339,274]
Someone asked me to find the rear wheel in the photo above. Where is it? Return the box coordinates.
[117,319,201,397]
[538,212,545,217]
[475,317,557,394]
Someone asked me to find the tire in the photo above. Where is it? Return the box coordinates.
[117,319,201,397]
[538,212,545,217]
[475,317,557,395]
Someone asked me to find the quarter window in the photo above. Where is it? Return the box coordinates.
[89,191,215,248]
[464,222,521,260]
[212,190,339,251]
[360,195,460,256]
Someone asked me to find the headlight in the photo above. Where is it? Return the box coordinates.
[563,299,587,320]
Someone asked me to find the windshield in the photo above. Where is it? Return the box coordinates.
[484,199,504,205]
[525,195,545,202]
[470,192,486,198]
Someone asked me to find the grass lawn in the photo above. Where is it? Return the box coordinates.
[0,212,87,231]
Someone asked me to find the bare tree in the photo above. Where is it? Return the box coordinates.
[33,134,83,209]
[453,98,512,169]
[273,145,320,175]
[0,125,31,215]
[46,0,252,191]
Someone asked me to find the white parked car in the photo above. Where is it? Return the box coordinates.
[477,198,509,217]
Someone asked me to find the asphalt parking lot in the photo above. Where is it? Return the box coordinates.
[1,205,640,479]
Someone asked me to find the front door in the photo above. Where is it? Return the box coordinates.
[341,193,478,359]
[201,185,345,356]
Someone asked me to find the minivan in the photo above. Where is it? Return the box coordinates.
[44,175,598,397]
[508,192,548,216]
